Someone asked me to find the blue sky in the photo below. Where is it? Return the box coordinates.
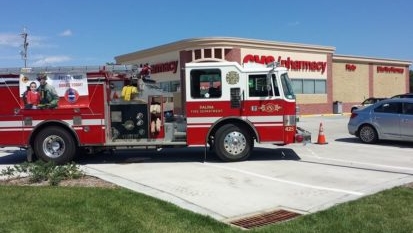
[1,0,411,68]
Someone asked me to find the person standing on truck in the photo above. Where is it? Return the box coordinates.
[37,74,59,109]
[140,63,152,80]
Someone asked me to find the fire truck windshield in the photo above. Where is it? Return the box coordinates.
[280,73,295,100]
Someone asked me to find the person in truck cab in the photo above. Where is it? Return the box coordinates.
[37,74,59,109]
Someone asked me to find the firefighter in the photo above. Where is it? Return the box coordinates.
[121,79,138,101]
[37,74,59,109]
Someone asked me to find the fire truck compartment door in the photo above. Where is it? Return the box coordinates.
[0,112,24,145]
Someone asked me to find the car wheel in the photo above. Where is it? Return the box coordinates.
[358,125,378,144]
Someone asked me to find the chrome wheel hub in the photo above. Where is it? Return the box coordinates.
[42,135,65,158]
[223,131,246,156]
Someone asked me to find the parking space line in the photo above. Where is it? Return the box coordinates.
[302,147,413,175]
[204,163,364,196]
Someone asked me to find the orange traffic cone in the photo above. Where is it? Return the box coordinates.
[316,122,328,144]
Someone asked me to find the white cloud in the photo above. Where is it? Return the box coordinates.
[1,31,73,67]
[59,29,72,37]
[30,55,72,66]
[0,33,51,49]
[0,33,22,47]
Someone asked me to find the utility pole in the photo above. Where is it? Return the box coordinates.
[20,27,28,68]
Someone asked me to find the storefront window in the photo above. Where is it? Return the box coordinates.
[303,80,314,94]
[292,79,326,94]
[292,80,303,94]
[315,80,326,94]
[159,80,181,92]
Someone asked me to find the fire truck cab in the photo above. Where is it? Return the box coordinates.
[0,61,300,164]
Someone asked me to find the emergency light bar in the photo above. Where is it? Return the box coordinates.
[266,62,281,69]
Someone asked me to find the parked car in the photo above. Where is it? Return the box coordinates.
[390,93,413,99]
[350,97,387,113]
[348,98,413,143]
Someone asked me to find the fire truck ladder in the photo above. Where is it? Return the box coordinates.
[0,64,141,75]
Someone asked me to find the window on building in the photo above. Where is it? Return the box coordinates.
[224,49,232,59]
[159,82,170,92]
[159,80,181,92]
[190,69,222,98]
[171,81,180,92]
[204,49,212,58]
[303,80,314,94]
[194,49,202,60]
[292,80,303,94]
[315,80,326,94]
[292,79,326,94]
[214,48,222,59]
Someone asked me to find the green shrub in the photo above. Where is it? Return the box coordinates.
[0,161,85,186]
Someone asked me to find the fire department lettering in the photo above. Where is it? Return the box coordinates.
[200,108,223,113]
[190,105,224,114]
[200,105,214,109]
[200,105,222,113]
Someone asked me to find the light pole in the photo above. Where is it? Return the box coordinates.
[20,27,28,68]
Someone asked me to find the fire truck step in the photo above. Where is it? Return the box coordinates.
[173,132,186,141]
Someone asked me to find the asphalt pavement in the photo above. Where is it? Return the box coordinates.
[1,114,413,223]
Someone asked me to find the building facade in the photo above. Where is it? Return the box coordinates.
[115,37,411,115]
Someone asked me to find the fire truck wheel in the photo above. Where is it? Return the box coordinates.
[214,124,252,162]
[34,126,77,165]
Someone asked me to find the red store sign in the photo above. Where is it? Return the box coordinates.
[346,64,356,71]
[141,61,179,74]
[243,54,327,74]
[377,66,404,74]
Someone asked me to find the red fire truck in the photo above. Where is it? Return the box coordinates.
[0,61,302,164]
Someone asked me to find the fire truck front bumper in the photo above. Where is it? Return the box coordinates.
[295,126,311,143]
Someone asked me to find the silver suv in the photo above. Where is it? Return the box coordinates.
[390,93,413,99]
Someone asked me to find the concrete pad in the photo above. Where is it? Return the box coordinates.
[1,115,413,222]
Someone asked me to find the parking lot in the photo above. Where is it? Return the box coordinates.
[1,114,413,222]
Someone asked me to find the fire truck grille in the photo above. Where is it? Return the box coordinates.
[229,209,301,229]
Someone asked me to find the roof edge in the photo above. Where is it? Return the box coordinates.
[115,37,336,62]
[333,54,412,66]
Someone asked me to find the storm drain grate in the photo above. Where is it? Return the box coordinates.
[230,209,301,229]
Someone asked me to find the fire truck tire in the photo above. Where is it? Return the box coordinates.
[214,124,252,162]
[33,126,77,165]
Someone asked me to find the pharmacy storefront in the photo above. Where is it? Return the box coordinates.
[115,37,410,115]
